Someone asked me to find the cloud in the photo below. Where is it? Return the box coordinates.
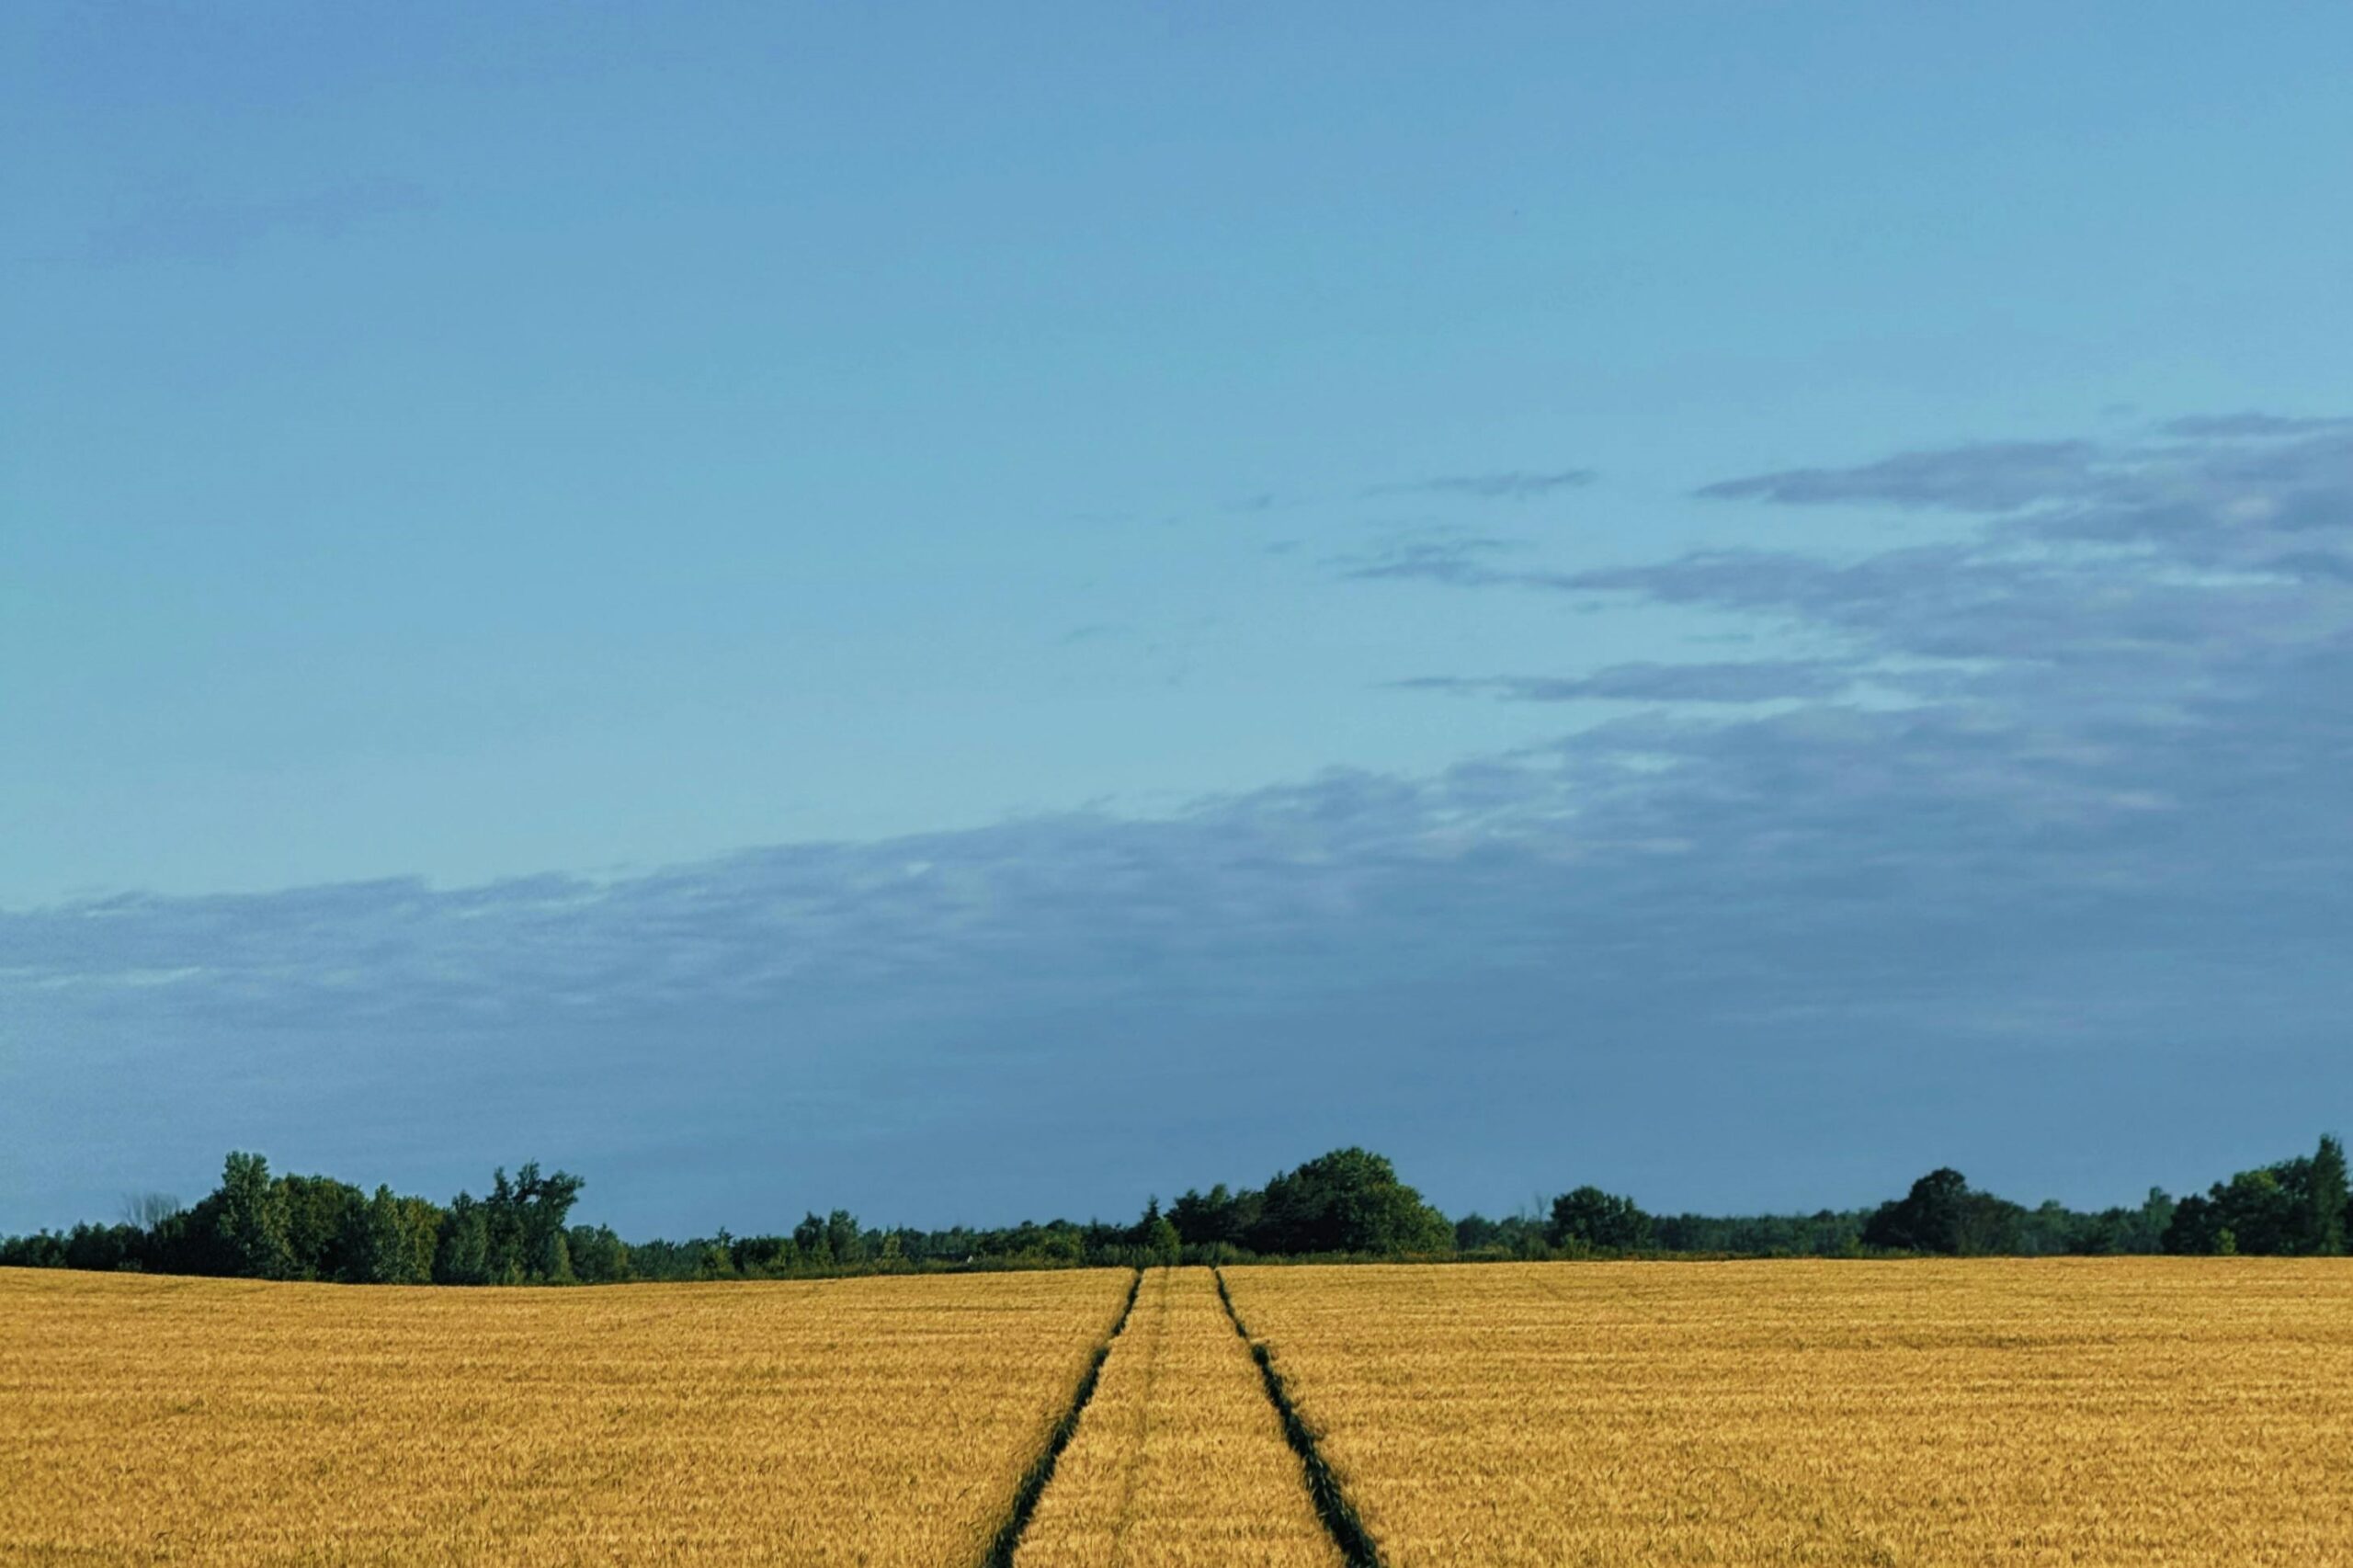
[1364,469,1597,502]
[2156,413,2353,439]
[1392,661,1855,704]
[1326,529,1561,586]
[1695,441,2101,512]
[1387,422,2353,671]
[8,417,2353,1233]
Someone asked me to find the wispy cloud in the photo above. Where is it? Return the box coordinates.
[10,416,2351,1232]
[1392,660,1856,705]
[2156,413,2353,439]
[1364,469,1597,502]
[1694,441,2101,512]
[1325,528,1558,586]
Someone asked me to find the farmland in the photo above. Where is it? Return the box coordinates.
[0,1267,1130,1564]
[6,1259,2353,1564]
[1016,1267,1336,1567]
[1222,1259,2353,1566]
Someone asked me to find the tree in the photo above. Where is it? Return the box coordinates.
[1134,1199,1182,1266]
[2305,1134,2347,1256]
[727,1233,798,1278]
[1547,1187,1654,1253]
[2068,1187,2174,1255]
[567,1224,629,1283]
[63,1222,141,1272]
[148,1189,237,1277]
[824,1210,865,1267]
[215,1152,295,1280]
[352,1186,438,1284]
[470,1162,585,1282]
[2162,1192,2221,1255]
[278,1174,366,1280]
[482,1169,526,1281]
[1170,1184,1262,1251]
[793,1211,830,1265]
[516,1164,585,1277]
[1249,1148,1453,1256]
[1862,1168,2025,1256]
[534,1227,574,1284]
[2162,1139,2346,1256]
[2225,1166,2304,1255]
[2224,1167,2300,1256]
[434,1194,492,1284]
[2132,1187,2177,1253]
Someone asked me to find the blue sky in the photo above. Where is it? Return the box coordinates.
[6,4,2352,1234]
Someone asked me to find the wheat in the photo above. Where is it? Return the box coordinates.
[1221,1258,2353,1566]
[0,1266,1131,1564]
[1016,1267,1338,1568]
[17,1257,2347,1564]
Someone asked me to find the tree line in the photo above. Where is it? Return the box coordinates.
[0,1155,620,1285]
[4,1136,2345,1284]
[1508,1134,2347,1260]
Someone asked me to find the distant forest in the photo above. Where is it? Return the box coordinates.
[4,1138,2346,1286]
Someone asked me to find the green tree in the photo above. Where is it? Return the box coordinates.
[567,1224,630,1283]
[1547,1187,1654,1252]
[792,1211,830,1266]
[1134,1198,1182,1266]
[2162,1192,2221,1255]
[278,1174,365,1280]
[2163,1140,2343,1256]
[1862,1168,2026,1256]
[534,1227,574,1284]
[472,1162,585,1282]
[516,1164,585,1278]
[215,1152,295,1280]
[483,1169,528,1281]
[353,1186,438,1284]
[434,1194,492,1284]
[1170,1184,1261,1250]
[1250,1148,1453,1256]
[2305,1134,2348,1256]
[824,1210,865,1267]
[2215,1167,2298,1256]
[2068,1187,2175,1256]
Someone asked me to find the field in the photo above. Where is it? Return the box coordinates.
[1016,1267,1336,1567]
[7,1259,2353,1565]
[0,1267,1130,1564]
[1222,1259,2353,1566]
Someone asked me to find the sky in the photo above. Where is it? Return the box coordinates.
[6,3,2352,1236]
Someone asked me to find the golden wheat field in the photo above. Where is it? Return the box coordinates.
[1222,1259,2353,1567]
[0,1266,1130,1565]
[1016,1267,1337,1568]
[9,1260,2353,1566]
